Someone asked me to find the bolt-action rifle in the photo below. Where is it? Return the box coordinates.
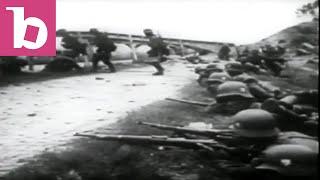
[74,133,234,152]
[137,121,233,138]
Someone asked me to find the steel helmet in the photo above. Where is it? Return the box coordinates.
[207,72,231,84]
[254,144,318,176]
[280,131,319,152]
[229,109,280,138]
[233,74,258,84]
[143,29,154,36]
[194,67,204,74]
[216,81,254,101]
[225,62,244,76]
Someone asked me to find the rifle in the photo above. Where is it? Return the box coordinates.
[74,133,233,152]
[137,121,234,138]
[165,97,211,107]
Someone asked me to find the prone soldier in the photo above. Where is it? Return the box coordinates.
[205,81,258,114]
[195,63,225,87]
[261,89,318,135]
[206,72,232,95]
[232,73,281,102]
[76,109,318,179]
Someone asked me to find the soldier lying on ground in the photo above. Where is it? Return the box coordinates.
[232,73,281,102]
[261,90,318,136]
[76,109,318,180]
[215,144,318,180]
[206,72,232,95]
[44,56,82,72]
[205,81,258,114]
[167,81,259,115]
[237,48,286,76]
[195,63,225,87]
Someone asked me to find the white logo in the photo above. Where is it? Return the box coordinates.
[6,7,48,49]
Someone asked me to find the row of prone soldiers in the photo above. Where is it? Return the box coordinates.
[77,58,318,179]
[188,58,318,179]
[54,29,169,75]
[216,43,287,76]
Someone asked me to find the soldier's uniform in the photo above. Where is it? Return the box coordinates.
[214,110,318,180]
[61,33,87,58]
[206,72,231,95]
[233,74,278,102]
[195,63,225,87]
[44,56,82,72]
[261,90,318,135]
[218,44,231,60]
[144,29,170,75]
[91,30,117,72]
[206,81,258,114]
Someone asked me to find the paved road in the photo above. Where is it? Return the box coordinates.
[0,61,195,175]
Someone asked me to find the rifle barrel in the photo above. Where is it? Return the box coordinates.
[138,121,233,138]
[74,133,220,149]
[165,98,209,107]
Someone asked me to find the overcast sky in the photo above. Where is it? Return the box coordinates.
[56,0,314,44]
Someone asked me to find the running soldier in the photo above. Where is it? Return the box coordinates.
[143,29,170,75]
[90,29,117,73]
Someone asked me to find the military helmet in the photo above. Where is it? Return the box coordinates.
[225,62,244,76]
[143,29,154,36]
[206,63,224,73]
[254,144,318,176]
[89,28,100,34]
[207,72,231,83]
[280,132,319,152]
[206,63,219,69]
[216,81,253,101]
[229,109,280,138]
[233,74,258,84]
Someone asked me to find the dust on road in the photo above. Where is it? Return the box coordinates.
[0,60,195,175]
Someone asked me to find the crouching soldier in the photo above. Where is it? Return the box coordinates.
[90,29,117,73]
[143,29,170,75]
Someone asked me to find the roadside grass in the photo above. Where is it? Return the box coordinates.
[3,81,232,180]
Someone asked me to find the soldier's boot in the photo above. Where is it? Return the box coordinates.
[152,63,164,76]
[103,60,116,73]
[91,59,99,72]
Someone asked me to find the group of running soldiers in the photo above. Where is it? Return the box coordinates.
[56,28,169,75]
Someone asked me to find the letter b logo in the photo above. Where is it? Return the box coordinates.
[0,0,56,56]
